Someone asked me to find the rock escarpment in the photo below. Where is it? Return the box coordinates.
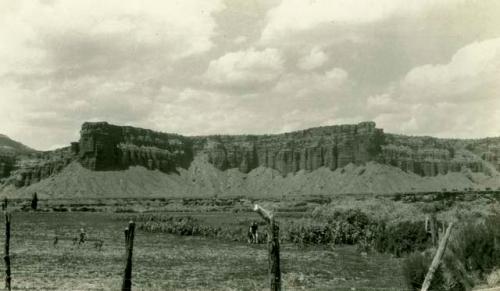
[74,122,500,178]
[78,122,193,172]
[0,155,15,179]
[0,134,37,182]
[12,147,76,187]
[76,121,384,175]
[381,135,500,176]
[4,121,500,189]
[192,121,384,175]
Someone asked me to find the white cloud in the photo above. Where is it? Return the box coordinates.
[234,36,248,44]
[370,38,500,138]
[261,0,464,42]
[400,38,500,102]
[297,46,329,70]
[273,68,348,96]
[1,0,499,150]
[204,48,284,87]
[0,0,225,149]
[0,0,224,68]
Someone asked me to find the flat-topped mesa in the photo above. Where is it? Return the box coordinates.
[5,121,500,189]
[78,122,193,172]
[76,121,385,175]
[191,121,384,175]
[75,121,498,178]
[381,134,499,176]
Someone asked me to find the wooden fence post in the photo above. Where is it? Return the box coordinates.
[121,221,135,291]
[4,212,11,291]
[430,214,438,247]
[421,222,454,291]
[254,204,281,291]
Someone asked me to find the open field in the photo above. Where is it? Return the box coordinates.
[0,193,497,290]
[0,211,409,290]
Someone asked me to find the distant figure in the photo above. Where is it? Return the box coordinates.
[53,236,58,247]
[250,222,259,244]
[79,228,87,245]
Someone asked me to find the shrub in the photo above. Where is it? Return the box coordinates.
[375,221,430,256]
[403,252,446,291]
[283,220,333,244]
[447,214,500,280]
[137,215,252,242]
[403,211,500,290]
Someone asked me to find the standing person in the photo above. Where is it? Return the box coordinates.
[250,221,259,244]
[79,228,86,245]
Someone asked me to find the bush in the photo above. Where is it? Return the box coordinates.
[137,215,252,242]
[447,214,500,281]
[403,211,500,290]
[375,221,430,256]
[283,220,333,244]
[403,252,446,290]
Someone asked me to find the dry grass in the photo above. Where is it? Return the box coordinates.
[0,212,409,290]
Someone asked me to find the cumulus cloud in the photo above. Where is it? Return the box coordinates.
[204,48,284,88]
[369,38,500,138]
[260,0,464,42]
[0,0,498,150]
[297,46,329,70]
[273,68,348,96]
[0,0,224,149]
[400,38,500,103]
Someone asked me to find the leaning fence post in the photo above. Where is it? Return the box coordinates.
[253,204,281,291]
[421,222,454,291]
[121,221,135,291]
[4,212,11,291]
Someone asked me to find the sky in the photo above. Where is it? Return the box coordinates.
[0,0,499,150]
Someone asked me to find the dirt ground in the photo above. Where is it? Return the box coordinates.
[0,212,409,290]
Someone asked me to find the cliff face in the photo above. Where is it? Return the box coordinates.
[0,156,15,179]
[5,121,500,189]
[192,121,384,175]
[78,122,193,172]
[381,134,500,176]
[0,134,37,181]
[11,147,75,187]
[78,121,383,176]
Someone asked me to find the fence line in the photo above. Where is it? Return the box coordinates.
[0,201,460,291]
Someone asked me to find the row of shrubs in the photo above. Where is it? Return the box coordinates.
[136,209,433,256]
[136,215,267,243]
[135,204,500,290]
[282,209,431,255]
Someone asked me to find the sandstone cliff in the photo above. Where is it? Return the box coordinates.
[192,121,384,175]
[78,122,192,172]
[3,121,500,192]
[75,121,384,176]
[381,134,500,177]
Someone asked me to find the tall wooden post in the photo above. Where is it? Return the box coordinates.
[254,204,281,291]
[421,222,454,291]
[430,214,438,247]
[4,212,11,291]
[121,221,135,291]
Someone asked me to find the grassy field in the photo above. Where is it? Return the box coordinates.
[0,211,410,290]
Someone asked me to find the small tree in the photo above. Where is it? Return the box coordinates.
[31,192,38,211]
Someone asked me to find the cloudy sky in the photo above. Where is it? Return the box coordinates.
[1,0,499,150]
